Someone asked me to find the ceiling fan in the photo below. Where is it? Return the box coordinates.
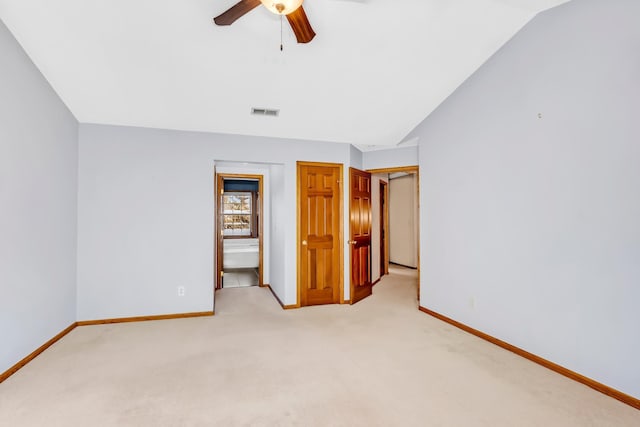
[213,0,315,44]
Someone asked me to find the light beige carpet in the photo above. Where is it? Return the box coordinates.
[1,266,638,426]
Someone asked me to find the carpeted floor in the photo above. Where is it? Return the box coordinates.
[1,266,638,426]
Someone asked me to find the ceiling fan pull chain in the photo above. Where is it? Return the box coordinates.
[280,14,283,51]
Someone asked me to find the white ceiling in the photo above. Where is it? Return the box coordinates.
[0,0,569,149]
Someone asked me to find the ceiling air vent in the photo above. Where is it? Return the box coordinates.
[251,107,279,117]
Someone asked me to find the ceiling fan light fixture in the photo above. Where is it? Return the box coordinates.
[260,0,304,15]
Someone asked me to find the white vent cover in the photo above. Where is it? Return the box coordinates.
[251,107,279,117]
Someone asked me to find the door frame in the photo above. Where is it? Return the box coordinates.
[380,180,388,277]
[367,165,420,299]
[215,173,264,290]
[296,161,345,306]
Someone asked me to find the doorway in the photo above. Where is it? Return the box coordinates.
[367,166,420,299]
[216,173,264,290]
[388,172,419,269]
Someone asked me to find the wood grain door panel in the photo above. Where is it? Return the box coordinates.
[298,163,342,306]
[350,168,373,304]
[380,180,388,276]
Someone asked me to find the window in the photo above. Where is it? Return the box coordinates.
[223,192,253,236]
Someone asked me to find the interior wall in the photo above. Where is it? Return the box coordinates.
[0,19,78,373]
[389,174,419,268]
[269,164,286,303]
[76,124,354,319]
[416,0,640,398]
[350,145,363,170]
[363,146,418,171]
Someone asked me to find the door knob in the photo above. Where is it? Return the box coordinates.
[302,240,307,246]
[348,240,357,245]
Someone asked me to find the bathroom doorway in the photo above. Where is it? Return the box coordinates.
[216,173,264,290]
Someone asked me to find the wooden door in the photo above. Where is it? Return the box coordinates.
[350,168,373,304]
[380,180,388,276]
[298,162,343,306]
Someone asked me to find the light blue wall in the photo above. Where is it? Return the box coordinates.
[269,163,286,303]
[416,0,640,398]
[350,145,363,170]
[0,19,78,374]
[76,124,355,317]
[363,146,418,170]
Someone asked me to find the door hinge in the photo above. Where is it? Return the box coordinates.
[221,271,224,277]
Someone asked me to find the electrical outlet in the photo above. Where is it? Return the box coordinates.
[178,286,185,297]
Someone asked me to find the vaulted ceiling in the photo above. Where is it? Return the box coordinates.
[0,0,570,149]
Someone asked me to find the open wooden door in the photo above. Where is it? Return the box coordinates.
[298,162,343,306]
[349,167,373,304]
[380,180,388,277]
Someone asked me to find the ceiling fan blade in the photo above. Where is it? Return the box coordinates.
[286,6,316,43]
[213,0,261,26]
